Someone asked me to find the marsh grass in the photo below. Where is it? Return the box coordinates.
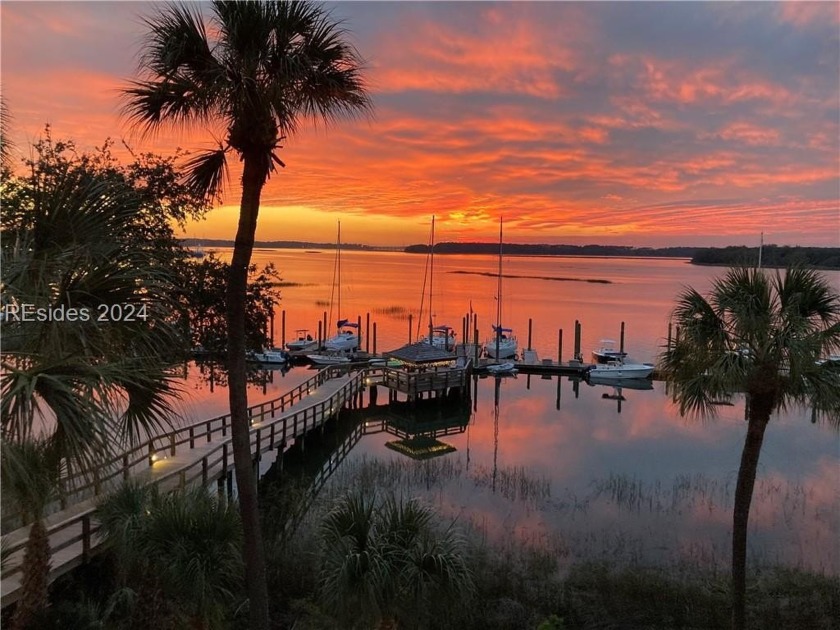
[373,305,411,320]
[449,270,612,284]
[271,469,840,630]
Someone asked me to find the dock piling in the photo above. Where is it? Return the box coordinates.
[366,312,370,353]
[528,318,533,351]
[281,310,286,349]
[619,321,625,355]
[558,329,563,364]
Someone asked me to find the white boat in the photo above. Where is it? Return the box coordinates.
[486,361,517,375]
[591,339,627,364]
[421,325,456,351]
[587,361,654,380]
[308,353,352,366]
[324,222,361,353]
[246,348,290,364]
[484,217,518,360]
[324,320,360,352]
[286,329,318,352]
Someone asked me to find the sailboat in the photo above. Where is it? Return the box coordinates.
[419,216,456,351]
[484,217,517,360]
[314,222,359,358]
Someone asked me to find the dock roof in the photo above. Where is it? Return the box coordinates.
[384,341,455,366]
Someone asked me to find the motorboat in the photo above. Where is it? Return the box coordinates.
[324,320,360,352]
[486,361,517,375]
[591,339,627,364]
[421,325,456,351]
[587,361,654,380]
[246,348,290,364]
[286,329,318,352]
[308,353,352,366]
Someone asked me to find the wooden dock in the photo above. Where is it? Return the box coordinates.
[1,366,368,608]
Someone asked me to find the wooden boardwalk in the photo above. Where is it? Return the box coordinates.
[1,366,368,608]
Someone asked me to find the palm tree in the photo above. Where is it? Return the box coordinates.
[98,483,244,629]
[2,160,183,470]
[2,440,59,630]
[123,3,370,626]
[318,492,474,629]
[659,266,840,630]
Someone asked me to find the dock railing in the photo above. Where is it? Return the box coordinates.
[1,365,367,605]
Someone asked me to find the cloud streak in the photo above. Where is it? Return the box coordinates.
[2,1,837,246]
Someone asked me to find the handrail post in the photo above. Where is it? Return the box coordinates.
[123,454,130,481]
[170,434,176,457]
[82,515,91,562]
[148,440,155,467]
[202,457,208,485]
[207,421,212,443]
[189,426,195,448]
[222,443,229,471]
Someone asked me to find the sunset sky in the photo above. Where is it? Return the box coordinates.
[2,1,838,248]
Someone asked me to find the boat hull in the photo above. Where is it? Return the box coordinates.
[484,339,517,359]
[308,354,352,366]
[325,332,359,352]
[587,362,654,379]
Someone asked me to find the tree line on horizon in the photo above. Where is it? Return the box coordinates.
[403,242,840,268]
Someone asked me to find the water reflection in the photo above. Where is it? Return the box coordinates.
[335,373,838,573]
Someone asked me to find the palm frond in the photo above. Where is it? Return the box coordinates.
[182,145,229,202]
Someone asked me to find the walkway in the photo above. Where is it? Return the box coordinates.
[1,366,368,608]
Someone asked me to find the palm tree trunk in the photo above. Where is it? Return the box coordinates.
[11,518,50,630]
[226,154,270,630]
[731,405,771,630]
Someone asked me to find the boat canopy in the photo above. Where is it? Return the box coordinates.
[432,325,453,332]
[492,325,513,333]
[336,319,359,328]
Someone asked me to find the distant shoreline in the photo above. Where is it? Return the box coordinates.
[182,240,839,269]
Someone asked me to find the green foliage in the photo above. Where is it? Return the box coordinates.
[660,266,840,423]
[693,245,840,270]
[176,254,281,355]
[95,483,245,629]
[0,129,211,467]
[317,491,475,629]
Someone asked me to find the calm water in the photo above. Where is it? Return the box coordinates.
[179,250,839,573]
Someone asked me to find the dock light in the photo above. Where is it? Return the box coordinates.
[150,453,159,463]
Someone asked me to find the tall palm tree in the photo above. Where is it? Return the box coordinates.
[659,266,840,630]
[123,3,370,626]
[319,492,474,629]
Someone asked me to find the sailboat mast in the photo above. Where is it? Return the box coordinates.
[337,221,341,328]
[429,215,435,344]
[496,217,503,359]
